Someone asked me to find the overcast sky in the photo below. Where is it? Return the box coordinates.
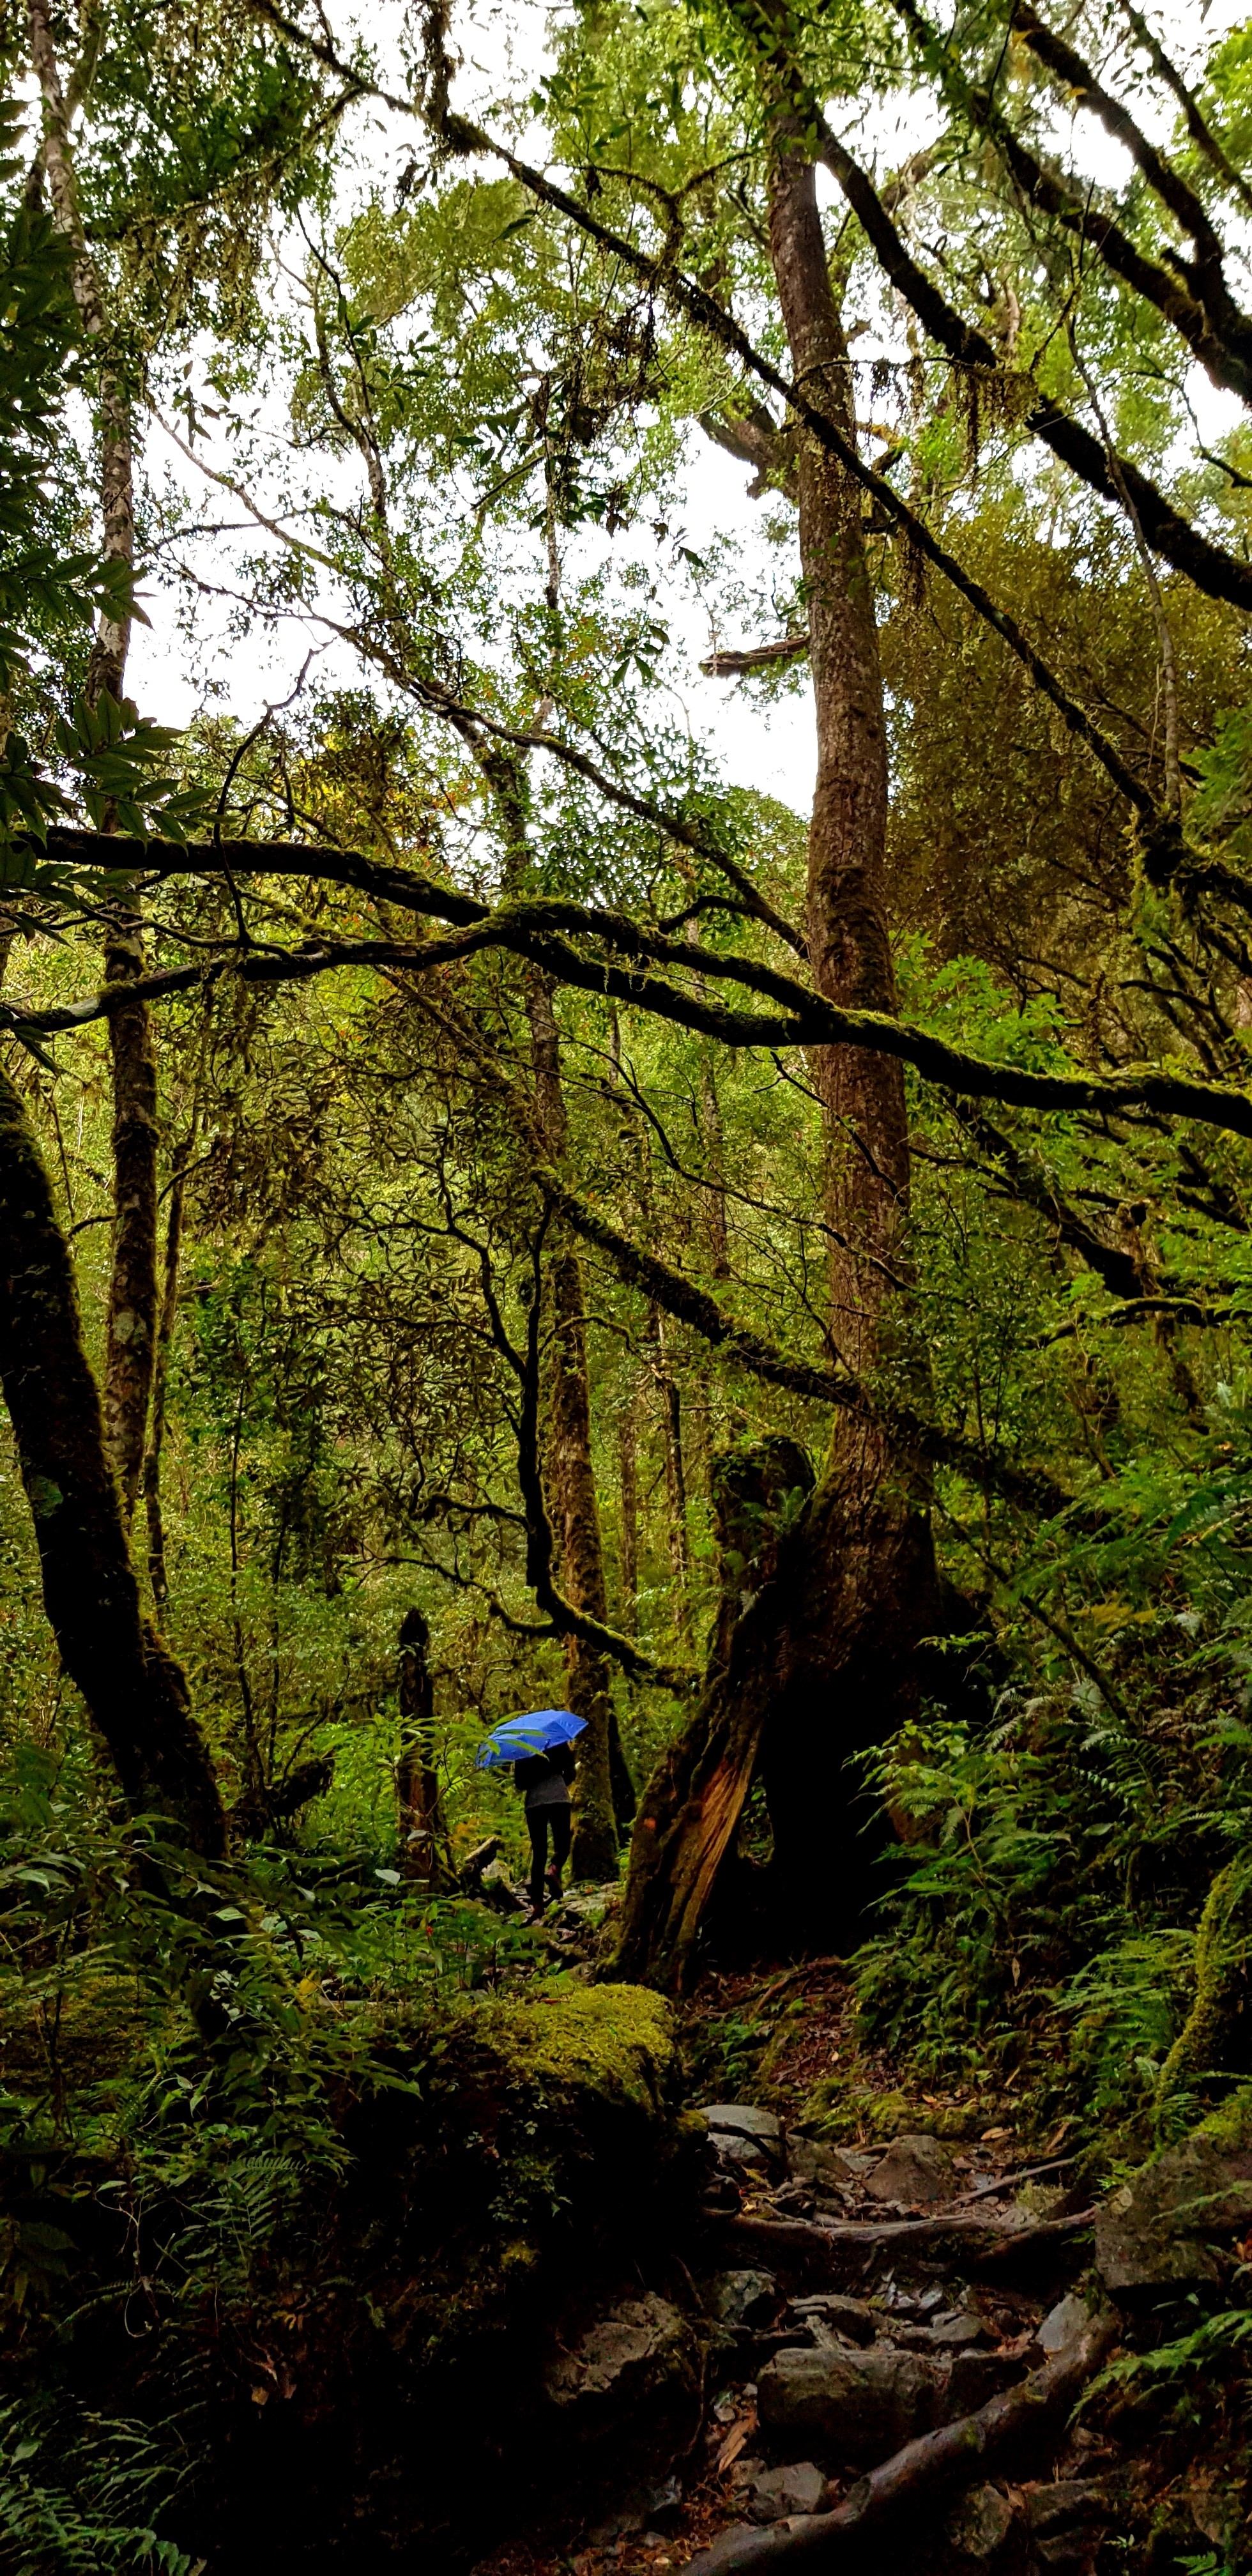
[125,0,1250,823]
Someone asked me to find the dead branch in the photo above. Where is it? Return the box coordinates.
[702,634,810,675]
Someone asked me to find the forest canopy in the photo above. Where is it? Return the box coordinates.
[6,0,1252,2558]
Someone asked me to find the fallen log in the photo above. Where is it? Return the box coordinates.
[685,2306,1120,2572]
[715,2207,1096,2282]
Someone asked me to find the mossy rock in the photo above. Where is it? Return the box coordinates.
[199,1981,695,2568]
[464,1983,676,2119]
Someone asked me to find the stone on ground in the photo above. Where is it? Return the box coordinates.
[705,2268,777,2327]
[701,2104,782,2145]
[1025,2479,1116,2567]
[1037,2292,1091,2352]
[747,2460,827,2522]
[945,2481,1016,2561]
[544,2292,699,2447]
[864,2131,959,2205]
[758,2341,947,2462]
[1096,2134,1252,2294]
[788,2292,876,2343]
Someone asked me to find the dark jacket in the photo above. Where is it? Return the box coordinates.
[514,1746,576,1807]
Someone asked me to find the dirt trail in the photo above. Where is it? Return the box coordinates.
[463,1942,1248,2576]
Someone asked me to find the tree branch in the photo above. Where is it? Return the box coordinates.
[813,108,1252,613]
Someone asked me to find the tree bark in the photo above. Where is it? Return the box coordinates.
[142,1132,190,1613]
[396,1605,449,1885]
[526,968,634,1873]
[30,0,157,1525]
[0,1062,224,1854]
[648,1303,694,1641]
[616,1400,639,1636]
[616,109,938,1986]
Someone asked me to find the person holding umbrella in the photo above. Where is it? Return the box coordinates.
[475,1710,587,1919]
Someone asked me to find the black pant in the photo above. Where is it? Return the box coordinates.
[526,1804,572,1911]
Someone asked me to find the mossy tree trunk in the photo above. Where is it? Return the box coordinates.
[0,1063,225,1853]
[616,112,938,1987]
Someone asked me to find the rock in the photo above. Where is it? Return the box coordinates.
[643,2474,683,2528]
[545,2294,699,2449]
[706,2269,778,2328]
[864,2132,959,2205]
[893,2307,986,2349]
[945,2481,1016,2561]
[702,2104,783,2147]
[1025,2480,1114,2570]
[1037,2292,1090,2353]
[748,2460,827,2522]
[788,2293,876,2344]
[715,2134,769,2168]
[1095,2135,1252,2297]
[687,2526,757,2575]
[788,2138,871,2195]
[929,2309,987,2347]
[758,2341,946,2464]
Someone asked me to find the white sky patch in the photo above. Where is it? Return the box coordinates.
[124,0,1250,827]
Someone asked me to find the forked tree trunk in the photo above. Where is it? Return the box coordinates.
[0,1063,225,1854]
[31,0,158,1524]
[615,121,938,1988]
[396,1606,449,1884]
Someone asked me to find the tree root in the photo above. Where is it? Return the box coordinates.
[687,2307,1120,2571]
[715,2207,1096,2281]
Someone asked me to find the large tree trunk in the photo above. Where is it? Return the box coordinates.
[31,0,157,1525]
[0,1062,225,1854]
[615,125,938,1988]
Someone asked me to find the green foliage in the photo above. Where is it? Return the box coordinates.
[0,2401,201,2575]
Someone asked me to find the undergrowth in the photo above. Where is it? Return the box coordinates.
[0,1738,545,2569]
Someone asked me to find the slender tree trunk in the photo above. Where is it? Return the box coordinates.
[142,1133,191,1613]
[526,967,633,1873]
[703,1055,731,1281]
[396,1606,448,1884]
[616,118,938,1987]
[0,1063,224,1853]
[648,1304,693,1642]
[30,0,156,1524]
[617,1402,639,1637]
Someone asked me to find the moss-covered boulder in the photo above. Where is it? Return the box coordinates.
[203,1982,698,2570]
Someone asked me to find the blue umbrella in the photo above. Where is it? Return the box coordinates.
[475,1708,587,1770]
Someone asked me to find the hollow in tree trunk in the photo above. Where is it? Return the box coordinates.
[615,119,938,1989]
[0,1064,224,1854]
